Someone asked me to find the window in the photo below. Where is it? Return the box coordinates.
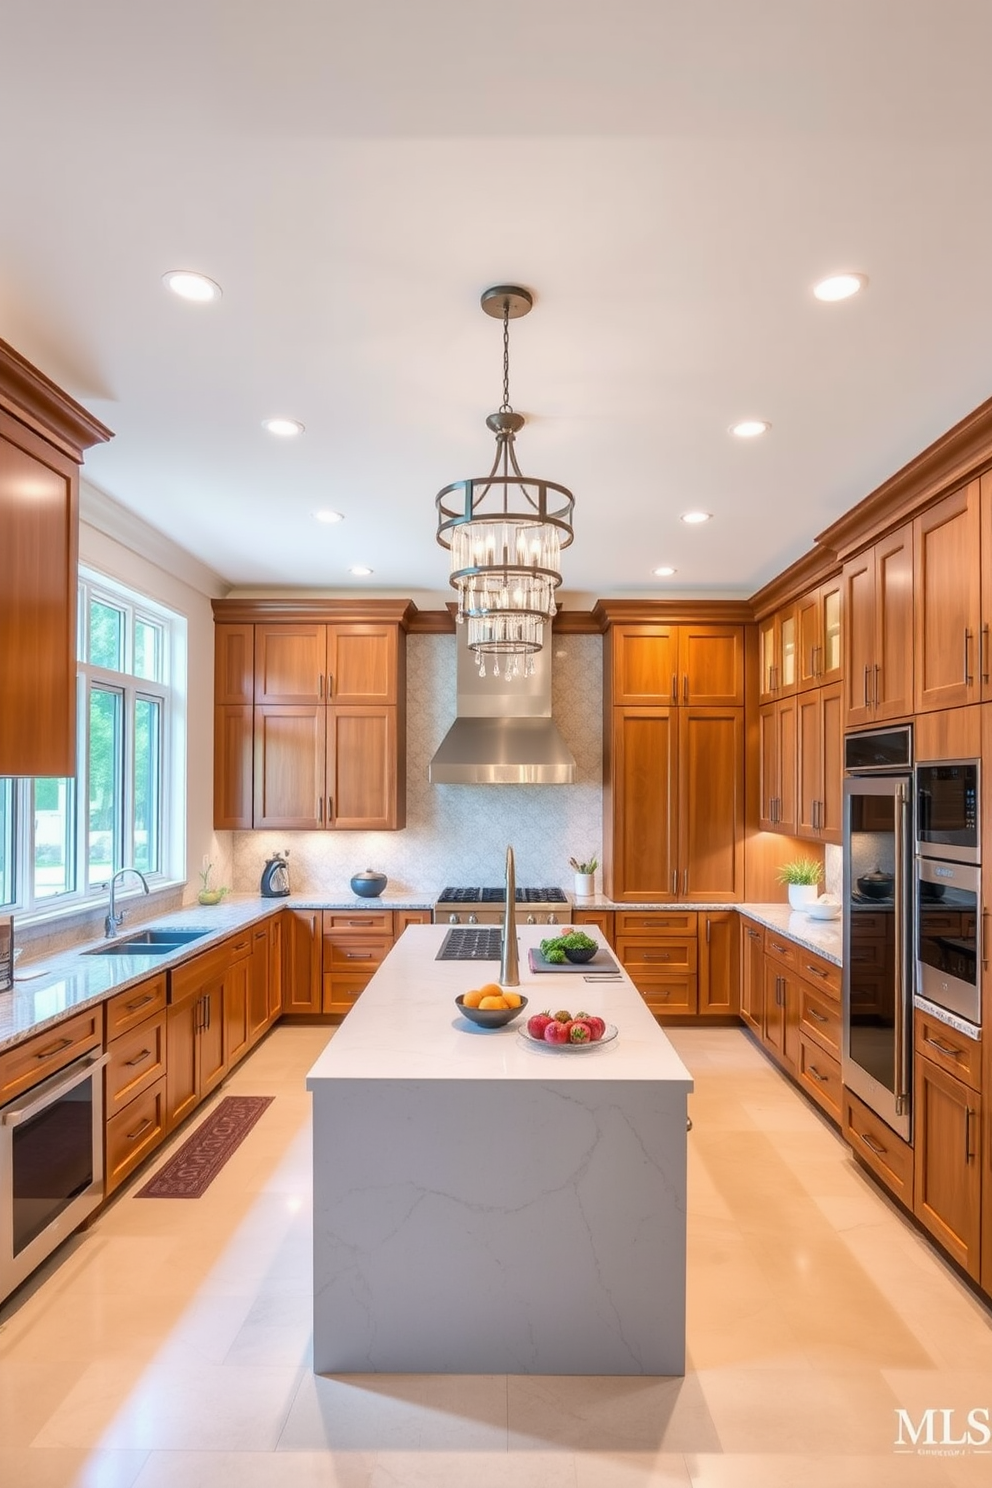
[0,571,186,916]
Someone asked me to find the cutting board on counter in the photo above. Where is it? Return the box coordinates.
[527,947,621,974]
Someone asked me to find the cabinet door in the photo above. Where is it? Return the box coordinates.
[282,909,322,1013]
[610,708,677,899]
[678,708,744,901]
[610,626,679,705]
[327,705,401,829]
[774,696,798,836]
[0,416,79,776]
[255,624,326,704]
[914,1055,982,1277]
[225,951,250,1065]
[215,623,254,705]
[819,681,844,845]
[698,912,738,1014]
[874,523,915,720]
[914,481,981,713]
[981,471,992,701]
[248,924,270,1042]
[777,604,798,696]
[740,920,764,1035]
[763,960,786,1059]
[165,996,199,1131]
[819,577,843,686]
[796,588,822,693]
[796,689,822,839]
[214,705,254,829]
[842,548,876,728]
[267,914,283,1022]
[758,614,778,704]
[253,705,325,829]
[199,983,226,1098]
[678,625,744,707]
[571,909,615,945]
[327,624,398,703]
[758,704,779,832]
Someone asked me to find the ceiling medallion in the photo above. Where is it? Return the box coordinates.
[435,285,574,678]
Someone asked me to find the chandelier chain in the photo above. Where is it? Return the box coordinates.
[500,300,512,413]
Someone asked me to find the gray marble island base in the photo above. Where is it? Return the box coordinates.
[307,925,692,1375]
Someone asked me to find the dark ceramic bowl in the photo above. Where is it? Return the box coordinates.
[857,873,894,900]
[564,944,598,963]
[455,994,528,1028]
[351,871,387,898]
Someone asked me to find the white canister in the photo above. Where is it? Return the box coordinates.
[574,872,595,899]
[787,883,819,911]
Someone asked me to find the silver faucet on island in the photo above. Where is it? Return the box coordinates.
[499,845,519,986]
[105,867,150,938]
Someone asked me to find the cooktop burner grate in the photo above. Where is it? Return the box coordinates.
[437,886,568,905]
[436,927,503,961]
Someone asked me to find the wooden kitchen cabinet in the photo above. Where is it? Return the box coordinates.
[758,602,798,704]
[844,1086,915,1208]
[796,574,842,693]
[614,911,698,1017]
[739,918,764,1035]
[104,972,169,1195]
[842,522,914,727]
[224,929,253,1066]
[255,622,399,705]
[914,480,982,713]
[267,913,283,1023]
[214,704,254,829]
[248,921,272,1044]
[252,701,402,831]
[166,945,228,1131]
[758,696,797,835]
[763,933,800,1072]
[281,909,322,1014]
[0,342,112,777]
[571,909,615,945]
[322,910,392,1015]
[795,680,843,844]
[698,911,739,1016]
[609,623,744,707]
[914,1052,982,1278]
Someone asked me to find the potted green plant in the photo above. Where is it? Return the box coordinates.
[197,861,229,906]
[775,856,823,911]
[569,853,599,899]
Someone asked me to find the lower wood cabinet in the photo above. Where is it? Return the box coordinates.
[914,1048,982,1278]
[105,1079,168,1195]
[166,944,228,1131]
[321,909,431,1015]
[698,912,739,1016]
[103,973,169,1195]
[739,918,764,1035]
[843,1086,915,1209]
[225,931,253,1067]
[282,909,322,1014]
[614,910,699,1015]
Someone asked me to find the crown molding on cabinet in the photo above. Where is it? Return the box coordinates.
[212,597,417,627]
[592,598,755,627]
[0,337,112,461]
[749,545,840,621]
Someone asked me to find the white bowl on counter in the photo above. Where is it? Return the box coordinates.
[806,897,841,921]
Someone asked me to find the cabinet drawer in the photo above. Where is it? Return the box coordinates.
[324,910,392,934]
[105,1076,167,1195]
[915,1010,981,1093]
[0,1006,104,1105]
[638,975,698,1015]
[105,974,167,1039]
[764,934,799,970]
[796,954,841,1000]
[615,911,697,937]
[616,937,697,973]
[322,936,390,973]
[799,984,841,1057]
[226,931,253,963]
[322,973,373,1015]
[392,910,431,935]
[106,1011,167,1115]
[850,913,887,938]
[843,1087,914,1208]
[571,910,615,944]
[170,941,231,1003]
[798,1036,842,1122]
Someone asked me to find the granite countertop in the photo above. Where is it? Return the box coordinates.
[737,904,842,967]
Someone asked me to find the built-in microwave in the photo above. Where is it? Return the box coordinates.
[916,857,980,1025]
[916,759,980,864]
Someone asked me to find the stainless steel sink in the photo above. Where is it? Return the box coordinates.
[86,928,211,956]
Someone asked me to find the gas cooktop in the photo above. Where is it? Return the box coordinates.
[436,886,568,905]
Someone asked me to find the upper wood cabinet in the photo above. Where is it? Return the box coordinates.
[758,603,798,703]
[609,623,744,707]
[796,575,842,692]
[758,696,797,835]
[914,480,982,713]
[212,604,409,831]
[795,681,843,845]
[255,623,398,705]
[0,341,112,776]
[842,522,914,728]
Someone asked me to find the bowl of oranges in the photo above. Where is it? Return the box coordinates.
[455,983,528,1028]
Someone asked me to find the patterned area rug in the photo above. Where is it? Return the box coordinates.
[136,1095,274,1198]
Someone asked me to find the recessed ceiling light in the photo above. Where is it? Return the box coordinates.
[680,511,712,525]
[162,270,222,302]
[262,417,305,438]
[813,272,868,302]
[729,420,770,439]
[653,566,677,577]
[349,564,373,576]
[313,509,344,524]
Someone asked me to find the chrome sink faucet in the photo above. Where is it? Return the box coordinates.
[105,868,150,938]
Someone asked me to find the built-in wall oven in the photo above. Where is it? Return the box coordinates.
[915,758,981,1027]
[842,725,913,1142]
[0,1048,109,1303]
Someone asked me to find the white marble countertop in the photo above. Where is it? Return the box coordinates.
[307,923,694,1087]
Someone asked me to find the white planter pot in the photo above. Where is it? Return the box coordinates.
[787,883,819,911]
[573,872,595,899]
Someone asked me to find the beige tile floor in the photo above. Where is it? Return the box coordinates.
[2,1023,991,1487]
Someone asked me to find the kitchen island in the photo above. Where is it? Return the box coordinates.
[306,923,693,1375]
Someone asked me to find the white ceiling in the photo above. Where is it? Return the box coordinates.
[4,0,992,604]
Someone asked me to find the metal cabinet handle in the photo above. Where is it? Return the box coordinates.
[705,917,711,943]
[807,1064,829,1083]
[863,664,871,708]
[328,796,333,822]
[808,1008,829,1025]
[682,869,689,895]
[643,952,671,962]
[124,1048,152,1068]
[924,1034,962,1059]
[770,941,786,954]
[326,673,333,697]
[805,962,829,980]
[982,624,990,684]
[671,674,678,704]
[126,1117,153,1142]
[747,928,761,940]
[873,663,880,708]
[966,1107,975,1161]
[205,994,211,1031]
[318,673,324,699]
[35,1036,74,1060]
[345,951,373,960]
[672,869,678,895]
[124,993,155,1013]
[317,797,324,825]
[964,628,973,686]
[984,907,990,971]
[682,674,689,704]
[859,1130,886,1157]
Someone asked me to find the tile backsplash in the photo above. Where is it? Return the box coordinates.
[232,632,604,896]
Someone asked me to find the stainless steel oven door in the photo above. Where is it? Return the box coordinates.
[0,1049,109,1304]
[916,857,981,1025]
[915,760,980,865]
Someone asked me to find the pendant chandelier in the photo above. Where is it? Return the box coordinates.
[435,285,574,677]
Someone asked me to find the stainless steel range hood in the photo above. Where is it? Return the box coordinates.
[429,632,576,785]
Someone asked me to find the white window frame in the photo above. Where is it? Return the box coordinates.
[0,568,187,920]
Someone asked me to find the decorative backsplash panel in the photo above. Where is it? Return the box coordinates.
[232,632,604,895]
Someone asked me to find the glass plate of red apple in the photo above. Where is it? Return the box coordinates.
[518,1008,618,1051]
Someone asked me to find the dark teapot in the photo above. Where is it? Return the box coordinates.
[857,867,894,900]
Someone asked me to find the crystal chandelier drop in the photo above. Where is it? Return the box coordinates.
[435,286,574,677]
